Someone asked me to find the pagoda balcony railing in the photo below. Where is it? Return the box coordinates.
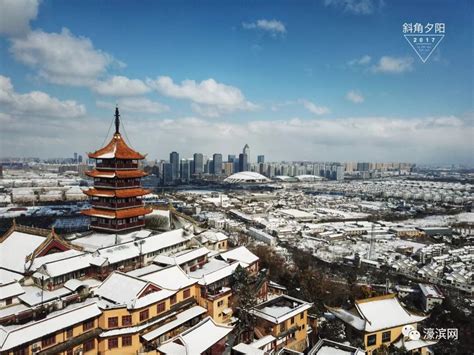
[91,220,145,231]
[96,162,138,169]
[92,200,143,209]
[94,181,141,189]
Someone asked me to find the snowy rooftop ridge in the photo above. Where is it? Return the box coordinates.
[252,294,312,324]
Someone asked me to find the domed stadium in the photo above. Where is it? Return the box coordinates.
[224,171,271,184]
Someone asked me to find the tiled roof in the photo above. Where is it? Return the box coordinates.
[84,188,150,198]
[81,206,152,219]
[88,133,145,160]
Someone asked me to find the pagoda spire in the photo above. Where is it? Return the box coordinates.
[115,106,120,134]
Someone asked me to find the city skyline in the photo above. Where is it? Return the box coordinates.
[0,0,473,164]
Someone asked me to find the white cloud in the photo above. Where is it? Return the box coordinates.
[348,55,371,66]
[3,114,471,164]
[346,90,365,103]
[299,99,331,115]
[371,56,414,73]
[0,75,86,118]
[242,19,286,35]
[147,76,257,116]
[10,28,118,86]
[97,97,169,114]
[0,0,39,36]
[324,0,383,15]
[92,76,150,96]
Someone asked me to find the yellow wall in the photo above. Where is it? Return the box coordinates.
[364,323,421,354]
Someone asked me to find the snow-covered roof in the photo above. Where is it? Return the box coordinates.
[29,249,84,272]
[0,231,46,273]
[329,294,428,333]
[188,259,246,286]
[154,247,209,266]
[0,269,22,285]
[18,285,72,307]
[142,305,207,342]
[419,284,444,299]
[94,272,175,309]
[0,282,24,300]
[198,230,228,243]
[309,338,366,355]
[224,172,271,184]
[232,343,266,355]
[0,303,101,351]
[219,246,259,265]
[252,295,312,324]
[140,265,197,291]
[393,337,437,351]
[157,316,233,354]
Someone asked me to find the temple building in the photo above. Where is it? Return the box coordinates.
[82,107,152,233]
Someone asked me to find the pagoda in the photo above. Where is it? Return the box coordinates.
[82,107,152,232]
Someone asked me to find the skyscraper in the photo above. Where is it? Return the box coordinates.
[243,144,250,163]
[257,155,265,164]
[227,154,236,163]
[162,163,173,184]
[239,153,248,172]
[212,153,223,175]
[170,151,180,181]
[193,153,204,174]
[180,159,191,183]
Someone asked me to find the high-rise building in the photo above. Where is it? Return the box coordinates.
[82,107,152,233]
[357,162,370,172]
[243,144,250,163]
[212,153,223,175]
[162,163,173,184]
[180,159,191,183]
[257,155,265,164]
[227,154,236,163]
[73,152,78,163]
[170,151,180,181]
[223,162,234,176]
[193,153,204,174]
[238,153,248,172]
[78,155,83,163]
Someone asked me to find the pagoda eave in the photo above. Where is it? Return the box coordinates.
[86,169,148,179]
[81,206,152,219]
[84,188,151,198]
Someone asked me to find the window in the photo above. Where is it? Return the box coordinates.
[41,334,56,347]
[280,323,286,332]
[157,302,165,313]
[67,350,73,355]
[83,319,94,331]
[367,334,377,346]
[300,313,304,320]
[217,300,224,307]
[65,327,73,338]
[12,348,28,355]
[170,294,177,305]
[382,331,391,343]
[108,338,119,349]
[183,288,191,299]
[139,309,149,321]
[108,317,118,328]
[122,315,132,326]
[83,339,95,352]
[122,335,132,346]
[6,297,12,305]
[290,316,295,325]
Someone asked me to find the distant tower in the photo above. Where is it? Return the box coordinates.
[243,144,250,163]
[257,155,265,164]
[212,153,223,175]
[82,107,152,233]
[193,153,204,174]
[170,151,180,181]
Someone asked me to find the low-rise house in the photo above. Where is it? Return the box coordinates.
[327,294,433,355]
[419,284,444,312]
[157,316,233,354]
[308,338,365,355]
[251,295,312,352]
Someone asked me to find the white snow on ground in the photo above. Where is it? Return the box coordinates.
[401,212,474,227]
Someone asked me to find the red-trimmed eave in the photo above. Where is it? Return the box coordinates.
[84,188,151,198]
[88,133,145,160]
[81,206,153,219]
[85,169,148,179]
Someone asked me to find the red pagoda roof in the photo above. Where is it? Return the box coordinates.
[81,206,152,219]
[88,133,146,160]
[84,188,151,198]
[86,169,148,179]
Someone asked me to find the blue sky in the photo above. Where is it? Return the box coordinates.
[0,0,472,163]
